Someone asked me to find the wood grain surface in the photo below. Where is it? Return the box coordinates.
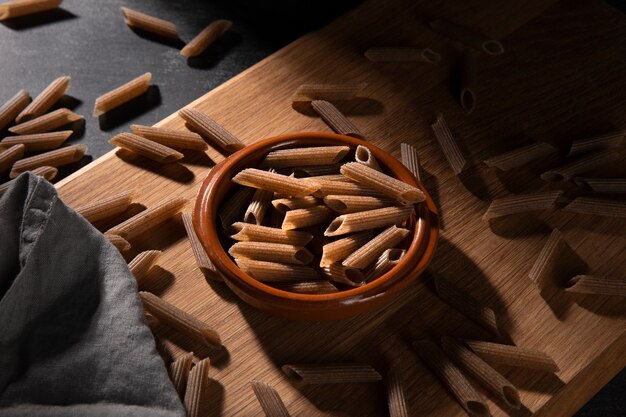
[55,0,626,416]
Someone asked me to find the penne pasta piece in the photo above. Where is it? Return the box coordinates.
[324,194,394,214]
[16,75,71,123]
[400,142,422,181]
[320,230,372,267]
[364,248,405,281]
[0,144,25,174]
[231,222,313,246]
[430,114,466,175]
[233,168,320,197]
[0,165,57,196]
[412,340,490,417]
[459,51,476,113]
[107,196,187,240]
[181,19,232,57]
[386,369,409,417]
[355,145,381,171]
[434,275,499,336]
[272,196,319,213]
[169,352,194,399]
[562,197,626,218]
[464,340,559,372]
[93,73,152,117]
[105,232,131,252]
[182,213,220,281]
[342,225,409,269]
[244,187,274,225]
[0,89,31,130]
[229,242,313,265]
[482,191,562,221]
[341,162,425,204]
[178,108,245,154]
[282,363,381,384]
[140,291,222,348]
[74,190,134,224]
[540,149,619,182]
[128,250,162,282]
[429,19,504,55]
[0,0,62,20]
[184,358,211,417]
[1,130,72,152]
[310,100,363,138]
[121,7,179,39]
[236,259,320,282]
[131,124,208,151]
[574,177,626,194]
[325,206,413,237]
[565,275,626,297]
[322,263,365,287]
[305,174,350,182]
[220,186,255,229]
[292,83,367,103]
[293,163,342,177]
[567,131,624,157]
[364,47,441,64]
[9,108,83,135]
[251,380,291,417]
[528,228,563,288]
[311,178,386,198]
[272,280,339,294]
[10,144,87,178]
[282,205,334,230]
[263,145,350,168]
[484,142,558,171]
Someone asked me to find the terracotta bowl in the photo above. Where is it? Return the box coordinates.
[193,132,439,321]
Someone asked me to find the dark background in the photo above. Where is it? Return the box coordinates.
[0,0,624,415]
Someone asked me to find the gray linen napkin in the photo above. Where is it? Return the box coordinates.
[0,173,185,417]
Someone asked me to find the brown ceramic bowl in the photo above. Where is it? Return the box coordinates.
[193,132,439,321]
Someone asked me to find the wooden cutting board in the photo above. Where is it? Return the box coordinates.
[56,0,626,415]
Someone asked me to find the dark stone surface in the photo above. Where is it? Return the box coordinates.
[0,0,623,415]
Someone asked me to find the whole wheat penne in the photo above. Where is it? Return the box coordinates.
[121,7,179,39]
[400,143,422,181]
[0,0,62,20]
[540,149,619,182]
[365,47,441,64]
[93,73,152,117]
[231,222,313,246]
[431,114,466,175]
[184,358,211,417]
[429,19,504,55]
[341,162,425,204]
[464,340,559,372]
[272,196,319,213]
[322,263,365,287]
[229,242,313,265]
[131,124,208,151]
[528,228,563,288]
[244,187,274,225]
[0,89,30,130]
[282,206,334,230]
[178,108,245,153]
[233,168,320,197]
[306,174,351,182]
[251,381,291,417]
[292,83,367,103]
[412,340,490,417]
[482,191,563,221]
[263,145,350,169]
[1,130,72,152]
[128,250,161,282]
[484,142,558,171]
[386,369,409,417]
[236,259,320,282]
[562,197,626,217]
[320,230,372,267]
[442,337,521,409]
[140,291,222,348]
[169,352,194,399]
[460,51,476,113]
[0,165,57,196]
[364,248,405,281]
[325,206,413,236]
[355,145,381,170]
[181,19,232,57]
[311,179,386,198]
[434,275,499,336]
[565,275,626,297]
[282,363,381,384]
[182,212,220,280]
[107,196,187,240]
[311,100,363,138]
[10,144,87,178]
[342,225,409,269]
[105,232,131,252]
[16,76,71,123]
[0,144,25,174]
[574,177,626,194]
[293,163,342,176]
[567,131,624,156]
[324,194,394,214]
[272,280,339,294]
[74,190,134,224]
[9,108,83,135]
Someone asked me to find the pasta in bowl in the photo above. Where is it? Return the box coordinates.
[193,132,439,320]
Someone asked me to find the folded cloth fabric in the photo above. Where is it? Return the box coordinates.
[0,173,185,417]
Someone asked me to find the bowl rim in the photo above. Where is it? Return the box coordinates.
[193,131,439,304]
